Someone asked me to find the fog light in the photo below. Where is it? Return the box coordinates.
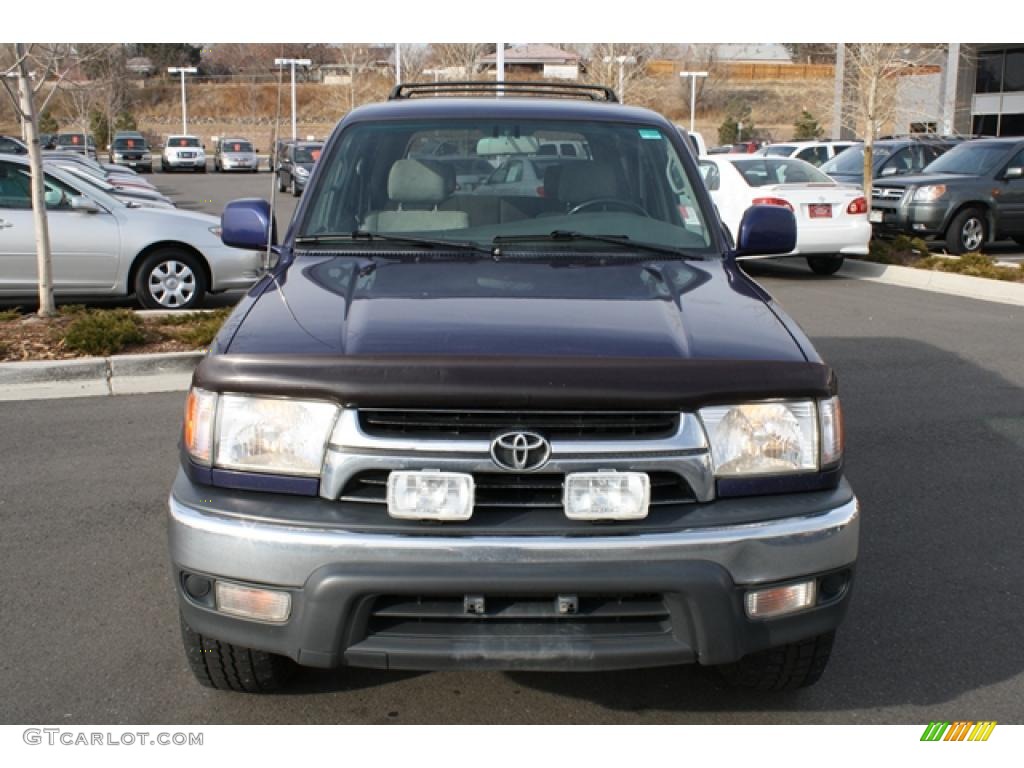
[215,581,291,623]
[386,471,474,521]
[745,580,816,619]
[564,471,650,520]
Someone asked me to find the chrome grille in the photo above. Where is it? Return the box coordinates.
[871,186,905,200]
[358,409,680,440]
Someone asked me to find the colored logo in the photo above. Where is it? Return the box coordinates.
[920,721,996,742]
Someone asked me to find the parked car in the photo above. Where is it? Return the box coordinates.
[162,135,206,173]
[0,153,261,308]
[756,141,856,167]
[870,137,1024,254]
[430,155,498,192]
[168,82,858,694]
[699,155,870,274]
[108,133,153,172]
[38,133,57,149]
[536,139,592,159]
[214,137,260,173]
[820,137,959,186]
[54,132,98,159]
[276,141,323,195]
[43,150,153,188]
[0,135,28,155]
[44,159,175,209]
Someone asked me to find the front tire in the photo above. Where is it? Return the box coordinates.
[278,173,287,192]
[945,207,987,254]
[717,631,835,691]
[134,249,207,310]
[806,256,844,275]
[291,178,300,197]
[180,615,295,693]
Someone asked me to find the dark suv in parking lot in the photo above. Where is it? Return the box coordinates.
[170,81,858,694]
[871,138,1024,253]
[821,137,959,186]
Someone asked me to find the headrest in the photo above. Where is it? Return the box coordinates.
[557,162,618,203]
[388,158,454,204]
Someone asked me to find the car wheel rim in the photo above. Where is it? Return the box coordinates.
[148,260,196,308]
[962,218,983,251]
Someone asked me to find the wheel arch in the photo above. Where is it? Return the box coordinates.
[943,201,995,242]
[128,241,212,298]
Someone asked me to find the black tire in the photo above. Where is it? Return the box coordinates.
[806,256,844,275]
[717,631,835,691]
[291,178,300,197]
[278,173,287,193]
[133,248,207,310]
[180,615,295,693]
[161,161,170,173]
[945,207,987,255]
[1012,236,1024,247]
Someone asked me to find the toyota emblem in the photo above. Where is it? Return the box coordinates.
[490,431,551,472]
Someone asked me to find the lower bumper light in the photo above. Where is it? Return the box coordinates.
[215,581,291,623]
[386,471,474,521]
[745,580,816,619]
[564,471,650,521]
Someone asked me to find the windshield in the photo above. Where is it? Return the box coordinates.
[113,137,147,150]
[761,145,795,157]
[821,145,894,175]
[923,143,1013,175]
[169,137,201,148]
[57,134,93,148]
[224,141,253,153]
[294,145,323,163]
[728,157,833,186]
[298,118,713,255]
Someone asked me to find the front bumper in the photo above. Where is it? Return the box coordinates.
[165,156,205,169]
[169,474,859,671]
[871,199,948,238]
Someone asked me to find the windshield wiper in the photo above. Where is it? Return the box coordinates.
[294,230,493,256]
[492,231,705,260]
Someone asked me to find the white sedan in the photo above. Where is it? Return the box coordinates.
[699,155,871,275]
[0,153,262,308]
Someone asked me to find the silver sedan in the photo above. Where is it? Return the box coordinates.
[0,153,263,309]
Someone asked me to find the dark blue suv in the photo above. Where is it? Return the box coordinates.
[169,82,859,693]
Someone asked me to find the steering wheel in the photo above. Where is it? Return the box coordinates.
[567,198,649,216]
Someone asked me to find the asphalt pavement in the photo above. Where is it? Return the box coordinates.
[2,240,1023,722]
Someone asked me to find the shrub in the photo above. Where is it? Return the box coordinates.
[159,307,232,348]
[866,236,930,265]
[0,309,21,323]
[63,309,145,356]
[917,252,1024,282]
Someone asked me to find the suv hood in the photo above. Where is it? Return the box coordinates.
[874,172,977,188]
[224,254,807,363]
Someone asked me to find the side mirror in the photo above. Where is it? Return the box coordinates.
[70,195,100,213]
[734,205,797,258]
[221,198,275,250]
[1004,166,1023,180]
[880,166,900,177]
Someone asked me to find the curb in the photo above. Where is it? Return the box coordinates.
[839,258,1024,307]
[0,351,203,401]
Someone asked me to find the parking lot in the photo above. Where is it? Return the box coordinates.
[1,170,1022,723]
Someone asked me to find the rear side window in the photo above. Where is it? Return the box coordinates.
[699,160,721,191]
[796,146,829,166]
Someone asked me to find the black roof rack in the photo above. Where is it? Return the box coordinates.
[389,81,619,103]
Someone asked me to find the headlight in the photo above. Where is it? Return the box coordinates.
[913,184,946,203]
[184,389,339,476]
[294,166,309,176]
[113,153,124,160]
[699,401,819,476]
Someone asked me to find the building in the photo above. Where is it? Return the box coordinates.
[962,45,1024,135]
[477,44,580,81]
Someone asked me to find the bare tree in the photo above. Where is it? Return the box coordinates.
[333,44,378,112]
[428,43,493,79]
[0,43,85,316]
[841,43,946,197]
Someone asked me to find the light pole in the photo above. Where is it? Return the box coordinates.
[678,70,709,134]
[167,67,197,135]
[603,55,637,103]
[274,58,312,141]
